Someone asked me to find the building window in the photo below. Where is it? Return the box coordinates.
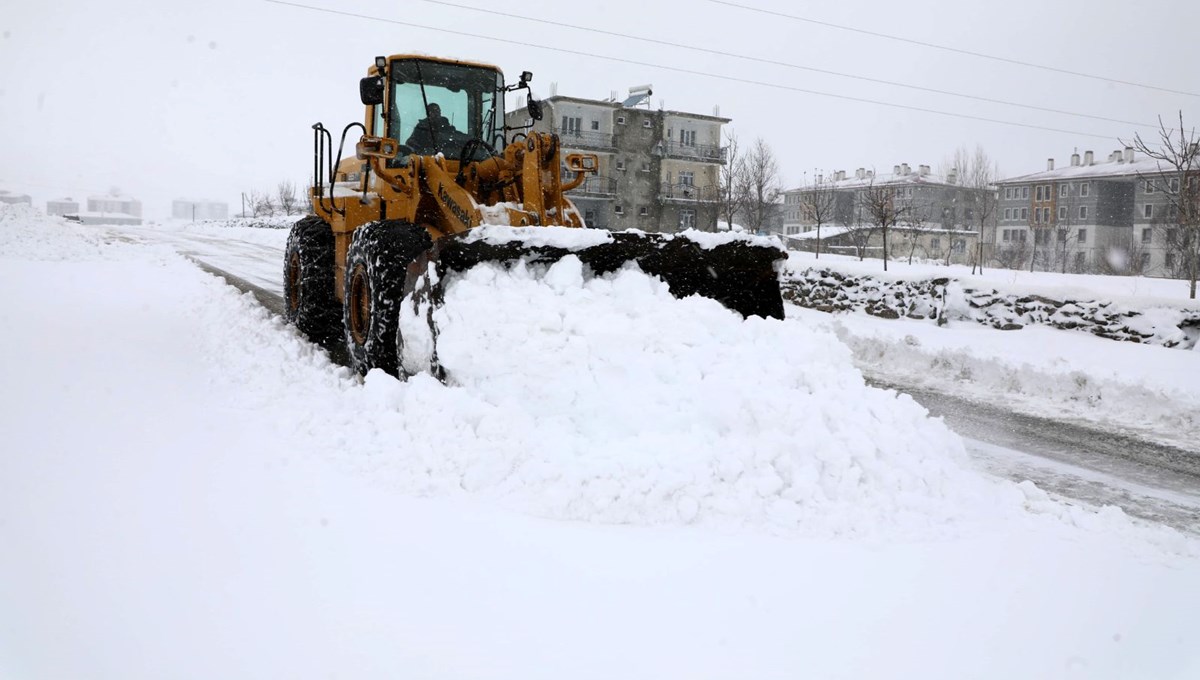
[642,119,652,128]
[561,116,581,135]
[1044,207,1051,222]
[1005,188,1012,200]
[680,209,696,230]
[1170,178,1181,192]
[1144,204,1153,219]
[1145,180,1155,193]
[1078,228,1087,242]
[616,159,626,171]
[679,170,694,186]
[1004,208,1012,220]
[1017,229,1027,242]
[680,129,696,146]
[1142,228,1152,243]
[1080,182,1090,197]
[1035,185,1043,201]
[1058,206,1067,220]
[584,209,596,225]
[1138,252,1150,270]
[931,237,941,249]
[1075,252,1085,269]
[640,162,650,172]
[1034,208,1041,224]
[1035,229,1048,245]
[1059,184,1069,198]
[639,206,648,216]
[1079,206,1087,219]
[590,120,600,131]
[1020,207,1028,220]
[614,205,624,214]
[1057,229,1067,243]
[1022,186,1030,199]
[953,239,965,253]
[1166,252,1176,268]
[1167,228,1178,243]
[616,115,626,125]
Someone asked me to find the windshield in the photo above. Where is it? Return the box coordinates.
[388,59,504,161]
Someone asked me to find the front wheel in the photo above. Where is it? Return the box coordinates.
[283,216,340,348]
[343,221,433,376]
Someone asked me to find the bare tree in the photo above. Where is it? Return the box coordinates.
[1125,112,1200,298]
[800,171,837,259]
[861,172,909,271]
[277,180,299,216]
[943,145,1000,275]
[895,191,931,265]
[248,189,276,217]
[718,129,748,232]
[741,137,783,235]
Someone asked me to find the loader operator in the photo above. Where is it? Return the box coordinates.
[406,103,466,156]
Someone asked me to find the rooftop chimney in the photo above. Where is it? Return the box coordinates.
[919,164,930,176]
[1124,147,1134,163]
[947,167,958,185]
[1071,153,1080,167]
[856,168,865,180]
[901,162,911,175]
[893,165,901,175]
[1047,158,1055,171]
[1084,150,1094,166]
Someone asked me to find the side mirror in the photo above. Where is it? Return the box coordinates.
[360,76,384,106]
[527,98,543,122]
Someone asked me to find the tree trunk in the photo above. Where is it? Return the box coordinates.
[882,225,889,271]
[815,223,821,259]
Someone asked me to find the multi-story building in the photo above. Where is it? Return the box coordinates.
[46,198,80,216]
[81,192,143,225]
[782,163,988,264]
[0,190,32,206]
[995,148,1187,275]
[505,87,729,232]
[172,199,229,221]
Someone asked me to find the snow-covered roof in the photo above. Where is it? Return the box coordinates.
[788,171,959,193]
[998,155,1176,184]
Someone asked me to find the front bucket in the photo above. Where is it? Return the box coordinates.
[430,228,786,320]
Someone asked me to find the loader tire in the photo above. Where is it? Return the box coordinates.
[284,216,341,348]
[343,220,433,376]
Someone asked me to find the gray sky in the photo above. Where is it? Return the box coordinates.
[2,0,1197,218]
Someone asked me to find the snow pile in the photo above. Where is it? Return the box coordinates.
[199,253,1012,536]
[0,204,119,261]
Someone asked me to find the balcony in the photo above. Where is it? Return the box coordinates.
[659,182,719,202]
[553,127,615,151]
[660,141,727,164]
[569,175,618,197]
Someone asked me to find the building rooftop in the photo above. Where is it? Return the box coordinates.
[997,149,1178,184]
[789,164,960,192]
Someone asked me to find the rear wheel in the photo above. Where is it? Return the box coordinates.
[343,220,433,376]
[283,216,340,347]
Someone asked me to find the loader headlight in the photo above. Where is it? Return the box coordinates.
[520,71,533,85]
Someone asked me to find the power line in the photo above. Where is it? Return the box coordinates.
[409,0,1154,130]
[262,0,1124,141]
[705,0,1200,99]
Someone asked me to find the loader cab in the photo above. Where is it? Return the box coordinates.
[373,57,506,165]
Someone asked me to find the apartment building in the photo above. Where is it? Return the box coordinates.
[505,87,729,232]
[995,148,1187,275]
[46,198,81,217]
[172,199,229,221]
[782,163,987,264]
[0,189,32,206]
[81,192,143,225]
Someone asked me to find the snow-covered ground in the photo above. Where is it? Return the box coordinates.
[3,207,1200,679]
[782,251,1200,452]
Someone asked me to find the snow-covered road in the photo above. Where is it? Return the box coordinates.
[115,219,1200,534]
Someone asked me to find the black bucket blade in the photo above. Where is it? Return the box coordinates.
[430,230,786,320]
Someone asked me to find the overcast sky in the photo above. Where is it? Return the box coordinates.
[2,0,1197,218]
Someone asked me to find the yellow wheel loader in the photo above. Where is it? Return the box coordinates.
[284,54,785,377]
